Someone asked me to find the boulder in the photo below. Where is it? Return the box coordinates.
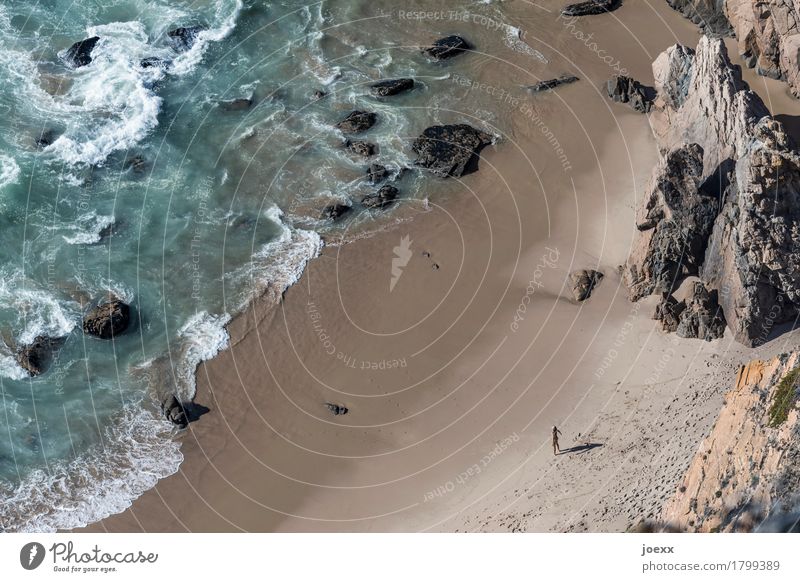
[335,111,377,134]
[423,36,471,60]
[82,300,131,339]
[162,395,188,429]
[528,75,579,93]
[624,144,719,301]
[366,164,388,184]
[15,337,64,377]
[63,37,100,68]
[412,124,493,178]
[370,78,414,97]
[561,0,621,17]
[168,26,205,51]
[569,270,604,301]
[312,90,327,101]
[654,293,685,333]
[675,282,727,341]
[325,402,349,416]
[346,140,376,157]
[36,129,58,149]
[362,185,399,210]
[322,204,352,221]
[606,75,654,113]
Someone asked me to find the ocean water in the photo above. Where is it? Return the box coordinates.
[0,0,554,531]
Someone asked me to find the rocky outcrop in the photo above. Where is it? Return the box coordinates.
[675,282,726,340]
[528,75,579,93]
[335,111,377,134]
[362,185,399,210]
[662,355,800,531]
[569,270,603,301]
[561,0,622,17]
[370,78,414,97]
[654,293,684,332]
[162,395,188,429]
[168,26,204,51]
[63,37,100,68]
[15,336,65,377]
[666,0,733,36]
[322,204,352,221]
[346,140,376,158]
[324,402,349,416]
[624,144,718,300]
[606,75,654,113]
[366,164,388,184]
[82,300,131,339]
[423,36,471,60]
[412,124,493,178]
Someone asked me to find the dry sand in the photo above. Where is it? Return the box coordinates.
[85,1,800,532]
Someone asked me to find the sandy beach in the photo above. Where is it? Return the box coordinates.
[84,1,800,533]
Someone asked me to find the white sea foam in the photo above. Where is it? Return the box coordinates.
[0,155,20,188]
[503,25,548,63]
[62,212,115,245]
[175,311,231,401]
[169,0,244,76]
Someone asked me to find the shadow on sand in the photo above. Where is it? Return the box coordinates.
[558,443,603,455]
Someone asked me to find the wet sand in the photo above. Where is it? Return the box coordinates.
[86,1,800,532]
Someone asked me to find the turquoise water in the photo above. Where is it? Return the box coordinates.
[0,0,550,531]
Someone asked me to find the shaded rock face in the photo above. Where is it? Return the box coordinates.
[366,164,388,184]
[362,185,399,210]
[370,78,414,97]
[335,111,377,134]
[63,37,100,68]
[528,75,579,93]
[346,140,376,157]
[654,293,685,332]
[168,26,204,51]
[569,270,603,301]
[624,144,718,300]
[606,75,654,113]
[412,124,493,178]
[561,0,621,17]
[423,36,471,60]
[675,282,727,340]
[666,0,733,36]
[322,204,352,221]
[15,337,65,377]
[82,300,131,339]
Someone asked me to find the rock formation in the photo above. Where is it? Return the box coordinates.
[423,36,471,60]
[346,140,376,158]
[370,78,414,97]
[675,282,727,340]
[335,111,377,134]
[412,124,493,178]
[366,164,388,184]
[606,75,654,113]
[15,336,65,377]
[561,0,622,16]
[362,185,399,210]
[569,270,603,301]
[666,0,733,36]
[528,75,579,93]
[162,395,188,429]
[63,37,100,68]
[322,204,352,221]
[168,26,204,51]
[82,300,131,339]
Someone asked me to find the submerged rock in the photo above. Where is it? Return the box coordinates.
[528,75,579,93]
[15,336,65,377]
[219,98,253,111]
[322,204,352,221]
[325,402,348,416]
[362,185,399,210]
[606,75,654,113]
[366,163,388,184]
[312,89,327,101]
[140,56,169,69]
[561,0,621,17]
[168,26,205,51]
[83,300,131,339]
[63,36,100,68]
[346,140,377,158]
[35,129,58,149]
[370,78,414,97]
[569,270,603,302]
[423,36,471,60]
[335,110,377,134]
[412,124,493,178]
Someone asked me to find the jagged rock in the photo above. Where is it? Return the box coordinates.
[675,282,726,340]
[624,144,719,300]
[412,124,493,178]
[528,75,579,92]
[561,0,621,17]
[654,293,686,332]
[423,36,471,60]
[15,337,64,377]
[606,75,654,113]
[162,395,188,429]
[140,56,168,69]
[569,270,603,301]
[366,164,388,184]
[370,78,414,97]
[82,300,131,339]
[362,185,399,210]
[168,26,204,51]
[312,90,327,100]
[36,129,58,149]
[335,111,377,134]
[346,140,376,157]
[702,117,800,346]
[325,402,348,416]
[322,204,352,221]
[666,0,733,36]
[220,98,253,111]
[63,37,100,68]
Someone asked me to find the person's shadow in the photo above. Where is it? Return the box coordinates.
[558,443,603,455]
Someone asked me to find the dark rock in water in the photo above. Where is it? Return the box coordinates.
[15,336,65,377]
[654,293,685,333]
[370,78,415,97]
[325,402,348,416]
[162,395,188,429]
[675,282,726,341]
[312,90,327,101]
[168,26,205,51]
[82,300,131,339]
[666,0,733,37]
[366,164,388,184]
[124,154,146,173]
[606,75,655,113]
[569,270,603,301]
[335,111,377,134]
[36,129,58,149]
[412,124,493,178]
[423,36,471,60]
[346,140,377,158]
[624,144,718,300]
[362,185,399,210]
[63,36,100,68]
[98,220,117,242]
[140,56,169,69]
[528,75,579,93]
[220,98,253,111]
[322,204,352,221]
[561,0,621,16]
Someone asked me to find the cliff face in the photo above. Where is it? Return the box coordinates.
[662,355,800,531]
[667,0,800,97]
